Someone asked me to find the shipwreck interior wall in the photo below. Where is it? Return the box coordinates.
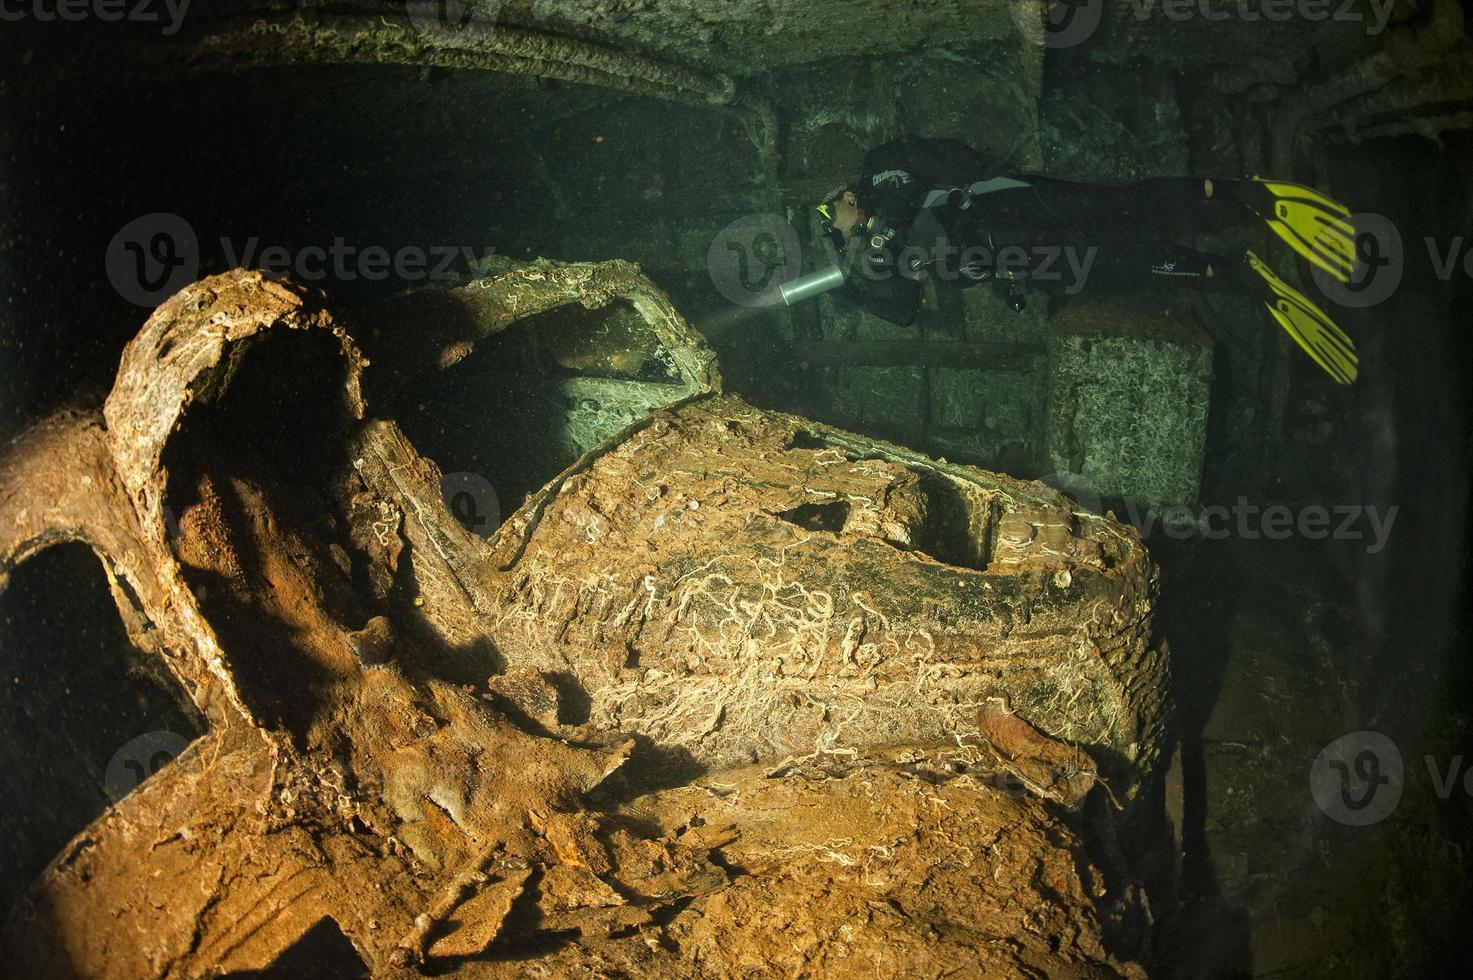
[1,0,1471,976]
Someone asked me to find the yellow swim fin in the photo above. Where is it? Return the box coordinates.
[1237,178,1357,285]
[1244,250,1359,385]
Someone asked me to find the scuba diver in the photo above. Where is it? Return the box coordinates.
[786,136,1359,384]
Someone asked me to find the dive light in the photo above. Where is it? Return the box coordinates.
[779,264,847,306]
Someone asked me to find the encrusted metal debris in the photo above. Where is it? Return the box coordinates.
[0,264,1165,976]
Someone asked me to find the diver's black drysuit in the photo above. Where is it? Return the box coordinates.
[839,136,1222,326]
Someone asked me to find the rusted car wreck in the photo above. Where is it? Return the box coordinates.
[0,261,1169,976]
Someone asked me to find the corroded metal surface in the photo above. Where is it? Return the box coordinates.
[0,265,1163,976]
[482,395,1165,794]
